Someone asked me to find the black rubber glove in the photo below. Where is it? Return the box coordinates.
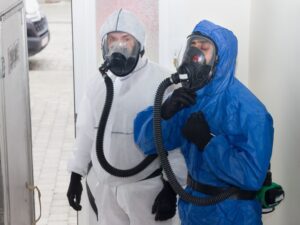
[161,87,196,120]
[67,172,83,211]
[152,179,177,221]
[182,111,212,150]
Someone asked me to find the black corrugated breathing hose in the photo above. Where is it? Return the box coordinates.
[153,75,239,205]
[95,68,157,177]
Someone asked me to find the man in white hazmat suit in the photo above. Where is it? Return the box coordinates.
[67,9,186,225]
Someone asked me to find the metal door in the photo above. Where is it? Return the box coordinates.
[0,2,35,225]
[0,10,9,225]
[0,0,22,18]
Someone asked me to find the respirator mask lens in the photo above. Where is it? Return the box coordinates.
[175,34,217,90]
[102,32,140,77]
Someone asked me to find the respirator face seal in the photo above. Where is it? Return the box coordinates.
[102,32,141,77]
[176,34,217,90]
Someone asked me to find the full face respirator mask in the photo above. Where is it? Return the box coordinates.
[175,34,217,91]
[101,32,141,77]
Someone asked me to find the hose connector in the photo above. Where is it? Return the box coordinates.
[99,60,110,76]
[170,72,189,84]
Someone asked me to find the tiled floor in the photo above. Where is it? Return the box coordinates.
[29,1,77,224]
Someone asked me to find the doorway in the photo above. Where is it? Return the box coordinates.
[28,0,76,224]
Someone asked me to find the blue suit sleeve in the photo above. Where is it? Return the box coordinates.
[134,106,182,155]
[203,113,274,190]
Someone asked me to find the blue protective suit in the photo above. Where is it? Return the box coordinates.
[134,20,274,225]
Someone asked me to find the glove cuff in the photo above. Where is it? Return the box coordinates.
[197,133,213,149]
[71,172,82,182]
[161,177,176,196]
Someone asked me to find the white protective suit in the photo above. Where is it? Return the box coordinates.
[68,9,186,225]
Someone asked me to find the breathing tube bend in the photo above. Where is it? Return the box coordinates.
[95,64,157,177]
[154,74,239,205]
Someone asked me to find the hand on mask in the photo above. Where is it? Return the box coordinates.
[152,179,177,221]
[182,111,212,150]
[161,87,196,120]
[67,172,83,211]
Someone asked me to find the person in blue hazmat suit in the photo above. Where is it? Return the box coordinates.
[134,20,274,225]
[67,9,186,225]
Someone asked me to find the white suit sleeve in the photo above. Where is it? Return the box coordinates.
[167,149,187,186]
[68,93,95,177]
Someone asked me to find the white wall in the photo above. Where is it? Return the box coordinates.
[72,0,98,115]
[159,0,251,85]
[71,0,98,224]
[249,1,300,224]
